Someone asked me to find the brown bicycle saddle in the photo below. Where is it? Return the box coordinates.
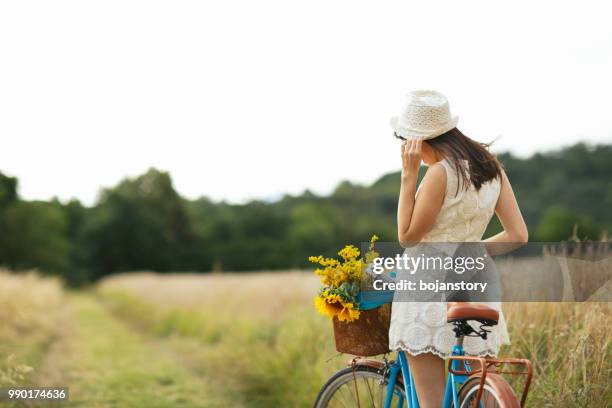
[447,302,499,324]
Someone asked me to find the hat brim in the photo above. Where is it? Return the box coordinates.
[390,115,459,140]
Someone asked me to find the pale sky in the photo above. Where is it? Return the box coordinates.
[1,1,611,205]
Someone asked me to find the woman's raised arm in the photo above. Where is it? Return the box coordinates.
[397,138,446,247]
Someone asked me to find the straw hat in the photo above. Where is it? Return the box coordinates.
[390,90,459,140]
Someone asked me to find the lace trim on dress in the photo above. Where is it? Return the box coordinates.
[389,341,500,359]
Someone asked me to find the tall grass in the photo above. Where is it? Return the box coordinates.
[0,270,63,385]
[504,302,611,406]
[99,271,612,407]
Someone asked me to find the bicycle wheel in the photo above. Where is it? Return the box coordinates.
[457,373,520,408]
[314,365,406,408]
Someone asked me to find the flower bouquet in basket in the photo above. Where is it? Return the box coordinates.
[309,235,391,357]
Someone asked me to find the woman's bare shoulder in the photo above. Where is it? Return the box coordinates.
[418,162,447,196]
[423,162,447,184]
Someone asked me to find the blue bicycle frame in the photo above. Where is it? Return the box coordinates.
[381,343,473,408]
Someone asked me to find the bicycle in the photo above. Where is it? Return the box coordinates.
[314,302,532,407]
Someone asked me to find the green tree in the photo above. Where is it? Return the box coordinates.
[287,202,336,265]
[1,142,611,282]
[0,201,70,274]
[535,206,601,241]
[0,172,18,209]
[84,169,199,278]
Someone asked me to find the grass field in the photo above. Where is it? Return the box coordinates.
[1,269,611,407]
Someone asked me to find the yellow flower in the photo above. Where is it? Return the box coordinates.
[314,294,343,319]
[337,302,360,322]
[365,234,380,265]
[338,245,360,261]
[314,265,346,286]
[309,234,379,322]
[352,259,363,279]
[365,249,380,265]
[324,293,343,305]
[370,234,379,246]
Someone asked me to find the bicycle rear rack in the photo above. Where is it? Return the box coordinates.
[447,356,533,407]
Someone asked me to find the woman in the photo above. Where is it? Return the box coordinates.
[388,90,528,408]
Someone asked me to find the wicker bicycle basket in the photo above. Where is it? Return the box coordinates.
[332,303,391,357]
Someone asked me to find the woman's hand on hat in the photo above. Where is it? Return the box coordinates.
[401,137,423,178]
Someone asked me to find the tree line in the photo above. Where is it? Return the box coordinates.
[0,142,610,285]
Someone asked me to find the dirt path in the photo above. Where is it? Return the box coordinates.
[35,294,231,408]
[34,300,74,388]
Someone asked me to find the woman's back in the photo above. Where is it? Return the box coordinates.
[421,159,501,243]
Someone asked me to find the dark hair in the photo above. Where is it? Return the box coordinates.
[425,128,502,193]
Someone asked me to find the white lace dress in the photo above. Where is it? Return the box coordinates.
[388,159,511,357]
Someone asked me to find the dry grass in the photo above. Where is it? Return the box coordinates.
[504,302,611,406]
[1,267,609,406]
[496,248,612,302]
[99,271,335,407]
[99,270,319,318]
[99,271,612,407]
[0,269,63,385]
